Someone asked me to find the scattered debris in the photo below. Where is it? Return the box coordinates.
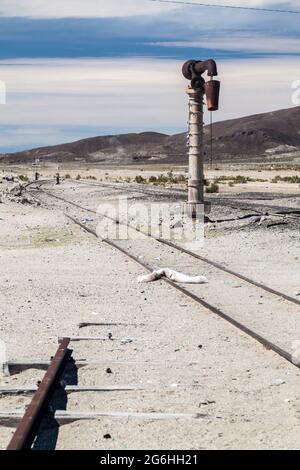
[0,182,40,205]
[267,222,288,228]
[199,400,216,406]
[120,337,134,344]
[137,268,208,284]
[271,378,285,387]
[81,217,94,224]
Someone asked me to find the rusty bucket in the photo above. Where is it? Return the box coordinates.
[204,80,220,111]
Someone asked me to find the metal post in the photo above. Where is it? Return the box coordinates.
[185,86,204,218]
[182,59,219,219]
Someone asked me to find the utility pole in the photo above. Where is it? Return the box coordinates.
[182,59,220,218]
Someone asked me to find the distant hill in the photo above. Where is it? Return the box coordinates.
[1,106,300,165]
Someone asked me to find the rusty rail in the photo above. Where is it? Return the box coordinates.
[7,338,72,450]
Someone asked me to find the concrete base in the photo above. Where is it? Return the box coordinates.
[183,201,211,220]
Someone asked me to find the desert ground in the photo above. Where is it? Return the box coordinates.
[0,164,299,450]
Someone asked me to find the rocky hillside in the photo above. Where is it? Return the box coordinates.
[1,106,300,165]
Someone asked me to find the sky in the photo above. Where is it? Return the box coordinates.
[0,0,299,152]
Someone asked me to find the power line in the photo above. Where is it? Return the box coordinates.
[149,0,300,14]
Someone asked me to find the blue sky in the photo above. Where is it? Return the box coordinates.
[0,0,299,152]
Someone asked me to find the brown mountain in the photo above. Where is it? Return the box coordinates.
[1,106,300,165]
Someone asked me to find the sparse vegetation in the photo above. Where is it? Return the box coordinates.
[135,175,146,184]
[271,175,300,184]
[206,182,219,193]
[76,174,81,180]
[148,173,187,186]
[18,175,29,182]
[214,175,267,184]
[148,175,158,184]
[65,174,71,179]
[156,174,169,184]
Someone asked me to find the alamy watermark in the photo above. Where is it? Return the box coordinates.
[291,80,300,105]
[0,80,6,104]
[95,197,204,244]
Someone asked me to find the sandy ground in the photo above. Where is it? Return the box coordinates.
[0,178,300,450]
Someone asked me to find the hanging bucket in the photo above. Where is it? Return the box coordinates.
[204,80,220,111]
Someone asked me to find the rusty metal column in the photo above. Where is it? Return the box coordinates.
[186,85,204,217]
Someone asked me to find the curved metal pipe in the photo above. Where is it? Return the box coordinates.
[182,59,218,80]
[194,59,218,77]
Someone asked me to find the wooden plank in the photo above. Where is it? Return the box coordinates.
[58,336,137,342]
[0,383,199,395]
[79,322,144,329]
[3,359,199,376]
[59,336,109,342]
[0,410,208,424]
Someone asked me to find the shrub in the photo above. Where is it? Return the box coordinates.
[19,175,29,182]
[135,175,146,184]
[148,175,158,183]
[157,174,169,184]
[271,175,300,184]
[176,174,187,183]
[206,182,219,193]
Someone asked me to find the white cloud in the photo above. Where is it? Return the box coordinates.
[0,58,185,128]
[0,0,299,18]
[0,57,299,149]
[0,0,178,18]
[173,0,300,8]
[151,34,300,54]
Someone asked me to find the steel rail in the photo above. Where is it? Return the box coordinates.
[71,179,300,218]
[38,188,300,307]
[65,214,297,371]
[6,338,72,450]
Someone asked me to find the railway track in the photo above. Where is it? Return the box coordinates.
[29,184,300,371]
[36,186,300,307]
[2,180,299,450]
[72,179,300,220]
[1,338,203,450]
[5,339,72,450]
